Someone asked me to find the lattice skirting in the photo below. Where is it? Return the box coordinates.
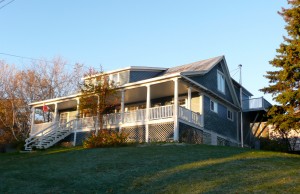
[203,131,212,145]
[217,136,238,147]
[61,131,92,146]
[149,122,174,142]
[122,125,145,143]
[179,122,203,144]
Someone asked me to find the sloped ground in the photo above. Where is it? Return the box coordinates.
[0,144,299,193]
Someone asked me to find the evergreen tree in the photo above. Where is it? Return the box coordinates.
[261,0,300,150]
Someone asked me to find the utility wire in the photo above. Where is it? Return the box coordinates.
[0,52,96,70]
[0,52,54,64]
[0,0,6,4]
[230,67,239,73]
[0,0,15,10]
[231,70,239,78]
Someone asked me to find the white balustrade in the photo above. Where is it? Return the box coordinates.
[123,109,146,123]
[149,105,174,120]
[179,106,202,126]
[31,122,56,136]
[36,105,201,130]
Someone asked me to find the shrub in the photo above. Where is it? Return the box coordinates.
[259,137,289,152]
[83,129,129,148]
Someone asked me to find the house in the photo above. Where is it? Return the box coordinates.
[24,56,271,151]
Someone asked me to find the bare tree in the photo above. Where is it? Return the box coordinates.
[79,67,119,135]
[0,57,83,143]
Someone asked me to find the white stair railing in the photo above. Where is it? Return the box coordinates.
[24,119,76,151]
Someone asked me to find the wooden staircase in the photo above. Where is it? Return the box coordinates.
[24,120,76,151]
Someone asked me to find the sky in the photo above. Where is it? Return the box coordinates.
[0,0,289,103]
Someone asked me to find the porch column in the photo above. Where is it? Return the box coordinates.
[187,87,192,110]
[120,89,125,123]
[96,94,100,135]
[173,78,179,141]
[30,107,35,134]
[199,93,204,127]
[145,84,151,143]
[73,98,80,146]
[76,98,80,117]
[54,103,58,122]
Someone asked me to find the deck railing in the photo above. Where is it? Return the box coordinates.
[149,105,173,120]
[31,122,56,136]
[178,106,202,126]
[31,104,203,134]
[123,109,146,123]
[242,97,272,111]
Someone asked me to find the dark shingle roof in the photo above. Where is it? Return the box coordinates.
[162,55,224,76]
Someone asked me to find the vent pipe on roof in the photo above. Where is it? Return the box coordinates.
[239,64,244,148]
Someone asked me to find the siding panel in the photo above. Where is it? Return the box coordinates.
[129,71,162,83]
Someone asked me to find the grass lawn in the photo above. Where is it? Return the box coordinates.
[0,144,299,193]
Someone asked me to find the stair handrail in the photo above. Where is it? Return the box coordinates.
[25,122,59,144]
[25,119,77,145]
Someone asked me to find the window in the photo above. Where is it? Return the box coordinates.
[112,73,118,83]
[217,71,225,93]
[210,100,218,113]
[227,109,233,121]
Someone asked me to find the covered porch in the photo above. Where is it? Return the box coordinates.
[29,77,205,142]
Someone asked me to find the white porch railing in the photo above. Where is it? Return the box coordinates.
[31,104,203,135]
[31,122,56,136]
[77,117,97,129]
[149,105,173,120]
[178,106,202,126]
[123,109,146,123]
[242,97,272,111]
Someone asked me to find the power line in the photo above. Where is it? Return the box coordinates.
[0,52,54,64]
[0,0,15,10]
[0,0,6,4]
[230,67,239,73]
[0,52,95,70]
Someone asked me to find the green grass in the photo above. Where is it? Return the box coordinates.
[0,144,299,194]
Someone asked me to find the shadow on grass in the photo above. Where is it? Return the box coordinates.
[128,150,300,193]
[0,144,299,193]
[43,146,85,155]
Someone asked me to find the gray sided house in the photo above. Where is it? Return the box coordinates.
[24,56,271,151]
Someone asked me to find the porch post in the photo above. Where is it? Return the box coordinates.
[30,107,35,135]
[145,84,151,143]
[73,98,80,146]
[121,89,125,123]
[173,78,179,141]
[187,87,192,110]
[120,89,125,132]
[96,94,100,135]
[199,93,204,127]
[54,103,58,122]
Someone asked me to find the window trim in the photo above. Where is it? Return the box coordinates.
[217,70,225,94]
[227,109,234,121]
[210,100,218,113]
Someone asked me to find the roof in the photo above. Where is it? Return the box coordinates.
[86,66,167,79]
[161,55,224,76]
[231,78,253,96]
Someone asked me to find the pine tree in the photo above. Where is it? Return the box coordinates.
[261,0,300,150]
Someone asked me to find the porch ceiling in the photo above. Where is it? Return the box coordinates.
[124,80,192,104]
[57,100,77,110]
[35,100,77,111]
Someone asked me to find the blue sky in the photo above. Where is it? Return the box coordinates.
[0,0,288,103]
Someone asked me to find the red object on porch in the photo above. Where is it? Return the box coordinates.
[42,105,49,112]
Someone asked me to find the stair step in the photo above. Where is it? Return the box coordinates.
[24,126,72,150]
